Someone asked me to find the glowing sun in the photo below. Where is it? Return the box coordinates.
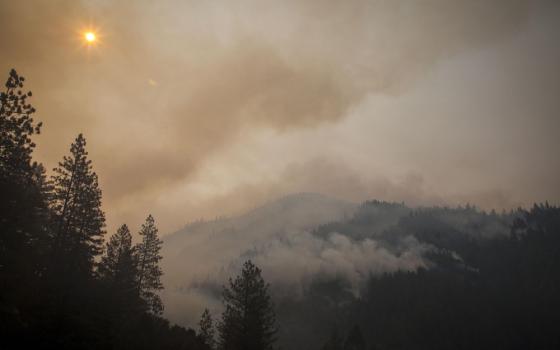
[84,31,96,43]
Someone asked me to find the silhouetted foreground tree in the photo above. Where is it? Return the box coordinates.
[50,133,106,280]
[135,214,164,315]
[0,69,49,333]
[0,69,50,343]
[99,224,137,299]
[218,260,277,350]
[0,69,209,350]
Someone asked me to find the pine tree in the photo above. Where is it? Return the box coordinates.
[135,214,163,315]
[0,69,49,311]
[50,134,105,279]
[218,260,277,350]
[199,308,216,350]
[0,69,42,179]
[99,224,137,292]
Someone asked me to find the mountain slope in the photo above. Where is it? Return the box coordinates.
[161,192,357,325]
[160,193,517,336]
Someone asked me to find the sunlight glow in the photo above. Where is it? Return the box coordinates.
[84,32,96,43]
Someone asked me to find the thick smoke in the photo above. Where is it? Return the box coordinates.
[161,193,430,326]
[1,0,550,232]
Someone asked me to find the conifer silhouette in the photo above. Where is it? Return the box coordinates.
[50,134,105,278]
[135,214,164,314]
[218,260,277,350]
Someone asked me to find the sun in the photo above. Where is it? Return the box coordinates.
[77,26,103,50]
[84,31,96,43]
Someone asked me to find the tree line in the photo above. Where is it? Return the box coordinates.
[1,69,277,350]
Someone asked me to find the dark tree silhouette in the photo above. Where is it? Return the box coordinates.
[0,69,41,179]
[199,308,216,349]
[50,133,106,279]
[0,68,49,339]
[99,224,137,294]
[218,260,277,350]
[135,214,164,315]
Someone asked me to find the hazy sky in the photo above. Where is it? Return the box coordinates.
[1,0,559,234]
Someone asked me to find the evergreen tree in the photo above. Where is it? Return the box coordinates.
[199,308,216,350]
[0,69,49,320]
[135,215,163,315]
[50,134,105,279]
[99,224,137,293]
[0,69,41,180]
[218,260,277,350]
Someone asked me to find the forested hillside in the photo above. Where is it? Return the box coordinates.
[161,191,560,350]
[277,202,560,350]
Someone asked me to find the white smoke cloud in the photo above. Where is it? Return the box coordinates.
[161,194,429,327]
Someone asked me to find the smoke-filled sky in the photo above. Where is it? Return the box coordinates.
[1,0,559,233]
